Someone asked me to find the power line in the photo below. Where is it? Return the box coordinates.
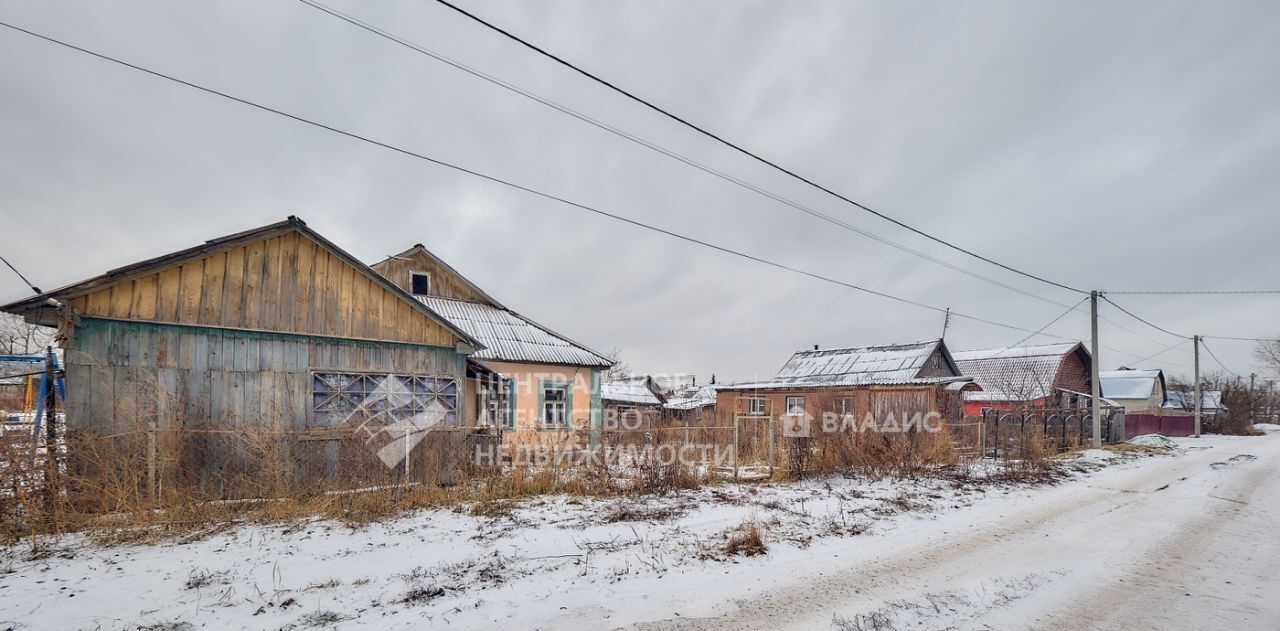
[0,253,41,294]
[298,0,1079,310]
[0,19,1087,344]
[1106,290,1280,295]
[1005,297,1089,349]
[1103,295,1280,344]
[1129,338,1189,366]
[1199,338,1240,377]
[302,0,1185,349]
[1100,295,1189,339]
[1201,334,1280,343]
[428,0,1087,296]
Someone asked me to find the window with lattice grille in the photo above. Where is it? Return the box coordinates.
[312,372,458,428]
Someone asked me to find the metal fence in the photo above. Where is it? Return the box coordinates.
[980,408,1119,458]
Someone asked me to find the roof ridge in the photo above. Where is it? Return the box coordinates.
[793,339,939,355]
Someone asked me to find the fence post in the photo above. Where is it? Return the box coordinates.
[991,412,999,459]
[732,416,739,481]
[43,347,58,508]
[768,414,776,477]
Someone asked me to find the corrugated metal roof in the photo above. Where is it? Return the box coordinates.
[417,297,611,367]
[601,376,665,405]
[1099,369,1163,400]
[952,342,1085,402]
[723,340,963,390]
[664,385,718,410]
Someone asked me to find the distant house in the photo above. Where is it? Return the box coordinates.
[715,339,978,425]
[601,375,667,427]
[1099,368,1167,413]
[952,341,1093,416]
[372,245,613,446]
[1163,389,1228,418]
[662,385,719,424]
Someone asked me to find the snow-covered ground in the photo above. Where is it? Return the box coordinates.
[2,432,1278,630]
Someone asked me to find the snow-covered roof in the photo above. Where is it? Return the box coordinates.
[970,387,1120,407]
[664,385,718,410]
[417,297,611,367]
[952,342,1087,403]
[1099,369,1164,400]
[601,376,665,405]
[1163,389,1227,412]
[723,340,964,390]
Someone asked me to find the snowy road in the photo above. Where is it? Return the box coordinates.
[640,433,1280,631]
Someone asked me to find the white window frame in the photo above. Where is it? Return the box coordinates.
[409,271,431,297]
[785,396,805,415]
[747,397,766,416]
[543,384,569,428]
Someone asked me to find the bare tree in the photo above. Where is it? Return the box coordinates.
[1167,371,1255,434]
[0,314,53,355]
[603,347,631,381]
[1255,339,1280,375]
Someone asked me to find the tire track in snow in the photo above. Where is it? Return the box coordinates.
[636,437,1279,631]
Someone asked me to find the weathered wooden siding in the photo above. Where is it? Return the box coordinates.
[373,249,493,305]
[65,232,460,347]
[916,347,959,378]
[64,318,468,435]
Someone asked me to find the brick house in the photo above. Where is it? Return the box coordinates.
[951,341,1093,416]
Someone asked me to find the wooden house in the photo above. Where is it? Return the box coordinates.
[0,217,487,492]
[716,339,978,426]
[600,375,667,427]
[662,385,718,424]
[372,245,612,447]
[951,341,1093,416]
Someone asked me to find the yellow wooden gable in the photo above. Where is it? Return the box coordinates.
[60,225,465,348]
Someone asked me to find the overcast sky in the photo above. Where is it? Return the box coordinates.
[1,0,1278,384]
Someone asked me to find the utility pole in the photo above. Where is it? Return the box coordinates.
[941,308,951,341]
[1090,291,1101,448]
[43,345,58,507]
[1193,335,1201,438]
[1250,372,1256,426]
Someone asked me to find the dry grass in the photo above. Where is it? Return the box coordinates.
[780,427,958,481]
[723,517,768,557]
[2,402,1074,544]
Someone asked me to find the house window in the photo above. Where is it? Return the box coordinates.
[410,271,431,296]
[785,396,805,415]
[484,378,516,429]
[505,378,516,428]
[835,397,852,415]
[617,404,642,427]
[312,372,458,428]
[543,384,570,428]
[747,397,766,415]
